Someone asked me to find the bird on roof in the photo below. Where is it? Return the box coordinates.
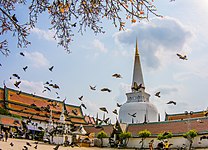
[117,103,122,107]
[12,14,18,22]
[53,144,60,150]
[112,73,122,78]
[113,109,118,115]
[155,91,161,98]
[72,109,78,115]
[44,86,51,91]
[80,103,87,109]
[13,73,20,79]
[176,53,188,60]
[49,66,54,71]
[16,90,22,95]
[167,101,176,105]
[20,52,25,56]
[14,81,21,88]
[78,95,83,101]
[42,89,47,93]
[128,112,136,118]
[101,88,111,92]
[34,145,38,149]
[99,107,108,113]
[90,85,96,90]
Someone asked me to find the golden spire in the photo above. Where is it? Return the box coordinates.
[135,38,139,55]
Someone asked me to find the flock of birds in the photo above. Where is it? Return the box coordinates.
[0,51,189,123]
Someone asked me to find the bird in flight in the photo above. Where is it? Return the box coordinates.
[78,95,83,101]
[132,82,145,91]
[90,85,96,91]
[23,66,28,72]
[101,88,111,92]
[13,73,20,79]
[117,103,122,107]
[80,103,87,109]
[113,109,118,115]
[176,53,188,60]
[155,91,161,98]
[49,66,54,71]
[112,73,122,78]
[20,52,25,56]
[14,81,21,88]
[128,112,137,118]
[99,107,108,113]
[167,100,176,105]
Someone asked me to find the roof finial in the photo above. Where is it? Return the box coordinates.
[135,37,139,55]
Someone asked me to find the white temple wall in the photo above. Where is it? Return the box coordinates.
[127,135,208,149]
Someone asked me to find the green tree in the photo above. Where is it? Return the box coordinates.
[138,129,151,149]
[183,129,197,150]
[0,0,161,56]
[97,130,108,147]
[157,131,173,141]
[119,131,132,147]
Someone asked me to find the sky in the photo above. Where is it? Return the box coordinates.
[1,0,208,122]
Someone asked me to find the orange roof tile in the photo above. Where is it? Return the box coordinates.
[4,87,86,124]
[84,115,96,125]
[167,112,206,121]
[0,88,4,100]
[0,115,21,127]
[84,125,114,137]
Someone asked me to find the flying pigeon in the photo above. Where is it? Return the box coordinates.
[176,53,188,60]
[167,101,176,105]
[128,112,136,118]
[99,107,108,113]
[112,73,122,78]
[49,66,54,71]
[90,85,96,90]
[101,88,111,92]
[155,91,161,98]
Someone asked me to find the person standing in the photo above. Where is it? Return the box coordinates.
[5,130,8,142]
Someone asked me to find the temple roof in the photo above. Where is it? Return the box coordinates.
[84,125,114,137]
[2,87,86,125]
[0,114,21,127]
[0,87,4,108]
[165,111,207,121]
[84,115,96,125]
[127,117,208,137]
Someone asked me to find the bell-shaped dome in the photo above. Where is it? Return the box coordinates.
[119,102,158,124]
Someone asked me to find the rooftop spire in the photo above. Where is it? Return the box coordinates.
[135,38,139,56]
[131,38,144,91]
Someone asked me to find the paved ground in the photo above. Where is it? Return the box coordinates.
[2,138,208,150]
[0,138,132,150]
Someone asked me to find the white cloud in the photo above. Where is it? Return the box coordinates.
[31,28,55,42]
[114,17,193,70]
[24,51,50,68]
[6,79,49,97]
[92,39,108,53]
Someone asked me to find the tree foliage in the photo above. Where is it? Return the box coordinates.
[0,0,161,56]
[138,129,151,138]
[183,129,197,150]
[157,131,173,141]
[119,131,132,146]
[97,130,108,147]
[138,129,151,149]
[97,130,108,139]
